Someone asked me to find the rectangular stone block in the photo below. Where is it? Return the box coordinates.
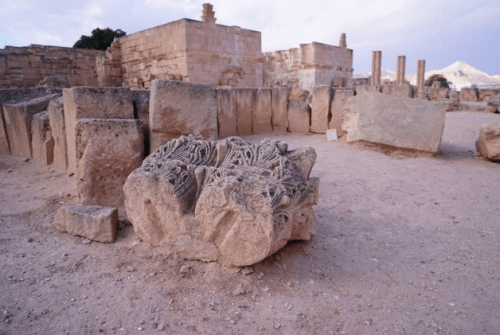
[253,88,272,134]
[55,205,118,243]
[235,88,255,136]
[149,80,217,153]
[342,92,446,156]
[2,94,60,159]
[31,111,54,165]
[382,84,414,98]
[63,87,134,172]
[75,119,144,208]
[310,86,333,134]
[216,88,237,138]
[288,100,310,133]
[48,97,68,170]
[460,88,478,102]
[329,89,355,137]
[356,85,382,95]
[271,87,290,132]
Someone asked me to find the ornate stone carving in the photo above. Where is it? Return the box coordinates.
[201,3,216,23]
[124,135,319,266]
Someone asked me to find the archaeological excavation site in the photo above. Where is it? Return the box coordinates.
[1,3,500,335]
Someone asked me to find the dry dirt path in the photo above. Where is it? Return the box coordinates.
[1,111,499,335]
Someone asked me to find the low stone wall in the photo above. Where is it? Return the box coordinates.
[0,45,102,87]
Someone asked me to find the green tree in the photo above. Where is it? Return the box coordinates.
[425,74,452,89]
[73,28,126,51]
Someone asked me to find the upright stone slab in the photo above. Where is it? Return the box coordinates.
[131,89,150,156]
[75,119,144,208]
[55,205,118,243]
[356,85,382,95]
[124,135,319,266]
[235,88,255,136]
[63,87,134,173]
[271,87,290,132]
[382,85,414,98]
[31,111,54,165]
[310,86,332,134]
[329,89,354,137]
[149,80,217,153]
[253,88,273,134]
[48,97,68,170]
[288,100,310,133]
[0,108,10,155]
[342,92,446,156]
[476,122,500,162]
[487,93,500,113]
[2,94,60,159]
[216,89,237,138]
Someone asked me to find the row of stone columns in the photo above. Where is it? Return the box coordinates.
[370,52,426,93]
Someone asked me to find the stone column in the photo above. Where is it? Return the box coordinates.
[417,60,426,93]
[397,56,406,85]
[371,51,382,86]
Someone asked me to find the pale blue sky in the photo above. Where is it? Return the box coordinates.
[1,0,499,75]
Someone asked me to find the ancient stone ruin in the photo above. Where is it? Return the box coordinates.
[124,135,319,266]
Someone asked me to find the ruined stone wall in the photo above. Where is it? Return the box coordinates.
[112,19,264,89]
[263,42,353,91]
[118,20,189,89]
[0,45,102,87]
[184,20,264,88]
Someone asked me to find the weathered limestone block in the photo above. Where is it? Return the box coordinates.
[329,89,354,137]
[428,88,450,101]
[476,122,500,162]
[342,92,446,156]
[310,86,332,134]
[288,100,310,133]
[149,80,217,153]
[131,89,150,155]
[271,87,290,132]
[124,135,319,267]
[459,102,497,113]
[253,88,273,134]
[55,205,118,243]
[434,98,459,112]
[289,86,310,101]
[478,89,500,102]
[356,85,382,95]
[63,87,134,172]
[3,94,60,158]
[382,84,414,98]
[37,75,70,88]
[31,111,54,165]
[76,119,144,208]
[217,89,237,138]
[460,88,478,102]
[487,93,500,112]
[235,89,255,136]
[48,97,68,170]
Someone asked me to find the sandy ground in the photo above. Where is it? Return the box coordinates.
[1,111,499,335]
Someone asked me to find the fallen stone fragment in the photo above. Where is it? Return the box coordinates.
[342,92,446,157]
[459,102,497,113]
[124,135,319,267]
[476,122,500,162]
[55,205,118,242]
[487,93,500,113]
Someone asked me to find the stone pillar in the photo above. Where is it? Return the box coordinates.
[371,51,382,86]
[397,56,406,85]
[417,60,426,93]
